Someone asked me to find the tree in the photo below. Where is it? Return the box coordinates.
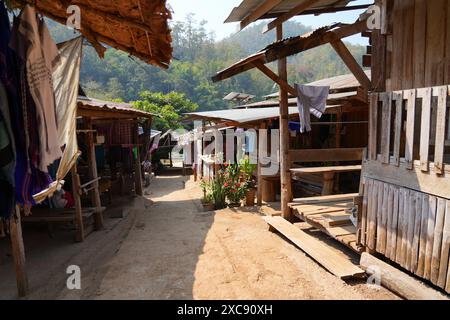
[132,91,198,132]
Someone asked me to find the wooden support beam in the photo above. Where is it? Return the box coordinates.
[71,166,85,242]
[257,122,267,206]
[133,122,143,196]
[277,25,293,221]
[252,61,297,97]
[360,253,449,300]
[83,117,103,230]
[263,0,321,34]
[330,40,371,90]
[240,0,284,31]
[10,206,29,298]
[213,18,369,83]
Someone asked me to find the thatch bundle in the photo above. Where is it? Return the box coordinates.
[12,0,173,68]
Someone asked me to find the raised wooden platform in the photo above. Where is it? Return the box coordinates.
[264,216,365,280]
[289,193,362,253]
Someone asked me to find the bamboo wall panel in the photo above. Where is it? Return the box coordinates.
[360,177,450,293]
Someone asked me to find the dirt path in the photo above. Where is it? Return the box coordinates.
[83,174,398,300]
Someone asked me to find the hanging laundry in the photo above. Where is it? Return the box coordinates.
[295,84,329,133]
[288,121,301,132]
[149,133,161,154]
[9,4,62,172]
[33,37,83,203]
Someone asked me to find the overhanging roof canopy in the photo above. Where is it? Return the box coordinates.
[185,107,300,125]
[212,19,368,83]
[225,0,369,32]
[263,71,371,99]
[225,0,357,23]
[77,96,155,119]
[12,0,173,68]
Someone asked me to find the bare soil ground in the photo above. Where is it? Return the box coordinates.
[1,173,399,300]
[81,174,398,300]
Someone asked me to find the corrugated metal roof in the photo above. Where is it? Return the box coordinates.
[185,107,300,124]
[77,96,155,119]
[212,19,368,83]
[263,71,371,99]
[225,0,354,23]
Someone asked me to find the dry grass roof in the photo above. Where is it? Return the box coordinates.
[13,0,173,68]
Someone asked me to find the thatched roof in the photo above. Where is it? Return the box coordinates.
[12,0,173,69]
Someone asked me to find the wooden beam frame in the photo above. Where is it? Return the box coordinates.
[330,39,371,90]
[277,25,294,221]
[240,0,284,31]
[263,0,321,34]
[252,61,297,96]
[83,117,104,230]
[212,18,369,83]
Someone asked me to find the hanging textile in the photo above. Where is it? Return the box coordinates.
[9,4,62,172]
[1,1,18,217]
[295,84,329,133]
[149,133,161,154]
[33,37,83,203]
[2,3,52,210]
[0,83,15,218]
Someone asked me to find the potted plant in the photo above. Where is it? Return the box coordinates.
[224,163,246,207]
[199,180,215,211]
[239,156,257,206]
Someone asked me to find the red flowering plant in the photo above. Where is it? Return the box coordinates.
[223,163,246,205]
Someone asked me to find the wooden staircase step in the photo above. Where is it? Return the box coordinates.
[264,216,365,279]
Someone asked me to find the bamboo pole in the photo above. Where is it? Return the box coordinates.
[71,166,85,242]
[277,25,293,221]
[10,206,29,297]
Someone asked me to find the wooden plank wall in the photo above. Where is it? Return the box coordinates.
[363,85,450,293]
[360,177,450,294]
[372,0,450,92]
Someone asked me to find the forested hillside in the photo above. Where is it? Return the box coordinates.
[48,15,365,111]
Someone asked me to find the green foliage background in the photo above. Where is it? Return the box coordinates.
[47,14,366,129]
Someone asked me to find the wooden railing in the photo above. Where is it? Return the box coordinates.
[366,85,450,199]
[360,85,450,294]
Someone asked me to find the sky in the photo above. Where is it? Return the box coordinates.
[167,0,373,45]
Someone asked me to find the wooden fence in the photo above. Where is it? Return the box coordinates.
[360,85,450,293]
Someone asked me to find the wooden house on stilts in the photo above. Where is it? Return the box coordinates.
[212,0,450,296]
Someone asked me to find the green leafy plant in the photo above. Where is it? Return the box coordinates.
[239,156,257,189]
[210,171,226,210]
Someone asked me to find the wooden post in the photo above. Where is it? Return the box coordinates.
[133,121,143,196]
[335,111,342,193]
[257,122,267,206]
[71,166,84,242]
[277,25,293,221]
[84,117,103,230]
[10,206,29,297]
